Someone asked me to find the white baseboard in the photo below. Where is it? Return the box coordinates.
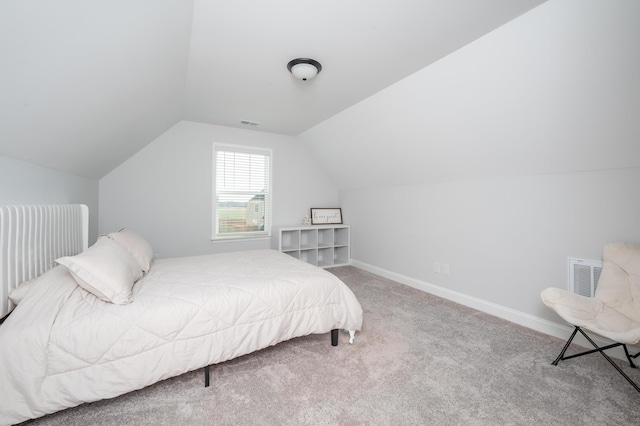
[350,259,637,361]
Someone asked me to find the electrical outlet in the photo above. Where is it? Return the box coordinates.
[442,263,450,276]
[434,262,440,273]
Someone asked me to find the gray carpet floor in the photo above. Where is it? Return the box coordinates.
[22,266,640,425]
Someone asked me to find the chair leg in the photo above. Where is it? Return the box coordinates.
[552,327,579,366]
[553,327,625,362]
[576,328,640,393]
[623,345,638,368]
[551,326,640,393]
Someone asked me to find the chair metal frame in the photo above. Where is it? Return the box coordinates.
[552,326,640,393]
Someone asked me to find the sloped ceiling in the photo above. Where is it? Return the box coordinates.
[299,0,640,190]
[0,1,194,179]
[0,0,546,179]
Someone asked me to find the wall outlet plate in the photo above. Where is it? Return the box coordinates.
[442,264,450,275]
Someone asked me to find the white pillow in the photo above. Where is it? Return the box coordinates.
[107,228,154,273]
[56,237,142,304]
[8,279,34,305]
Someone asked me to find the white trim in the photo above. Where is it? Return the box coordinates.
[351,259,638,361]
[211,236,271,244]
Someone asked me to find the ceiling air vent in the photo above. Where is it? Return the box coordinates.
[240,120,260,126]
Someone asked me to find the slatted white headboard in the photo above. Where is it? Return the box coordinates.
[0,204,88,318]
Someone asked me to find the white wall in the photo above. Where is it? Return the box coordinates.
[99,120,338,258]
[299,0,640,331]
[0,155,99,241]
[341,168,640,324]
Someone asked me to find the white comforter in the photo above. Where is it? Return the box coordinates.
[0,250,363,425]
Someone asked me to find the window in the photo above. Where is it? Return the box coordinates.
[212,144,272,240]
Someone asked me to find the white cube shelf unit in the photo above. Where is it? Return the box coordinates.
[274,225,350,268]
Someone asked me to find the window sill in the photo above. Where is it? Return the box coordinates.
[211,235,271,243]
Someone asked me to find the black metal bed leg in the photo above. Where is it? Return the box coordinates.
[552,327,579,365]
[204,365,210,387]
[331,329,339,346]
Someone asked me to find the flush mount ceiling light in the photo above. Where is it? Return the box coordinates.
[287,58,322,81]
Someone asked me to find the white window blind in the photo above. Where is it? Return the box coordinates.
[213,144,271,239]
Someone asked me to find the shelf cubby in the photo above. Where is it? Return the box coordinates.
[300,228,318,249]
[274,225,350,268]
[281,230,300,251]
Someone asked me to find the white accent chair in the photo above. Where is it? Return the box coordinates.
[541,242,640,392]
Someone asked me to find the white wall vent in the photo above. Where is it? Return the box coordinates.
[568,257,603,297]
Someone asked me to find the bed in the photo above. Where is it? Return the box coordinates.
[0,205,363,425]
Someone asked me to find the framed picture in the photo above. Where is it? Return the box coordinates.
[310,208,343,225]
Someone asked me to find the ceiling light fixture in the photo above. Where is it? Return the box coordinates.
[287,58,322,81]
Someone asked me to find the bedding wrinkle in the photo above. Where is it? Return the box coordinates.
[0,250,363,425]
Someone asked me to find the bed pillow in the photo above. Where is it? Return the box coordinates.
[55,237,142,304]
[8,279,34,305]
[107,228,154,273]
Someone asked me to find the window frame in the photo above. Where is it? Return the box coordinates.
[211,143,273,241]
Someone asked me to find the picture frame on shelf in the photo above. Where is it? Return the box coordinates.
[310,208,343,225]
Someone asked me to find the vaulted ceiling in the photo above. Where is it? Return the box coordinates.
[0,0,546,179]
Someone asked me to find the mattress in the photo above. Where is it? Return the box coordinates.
[0,249,363,425]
